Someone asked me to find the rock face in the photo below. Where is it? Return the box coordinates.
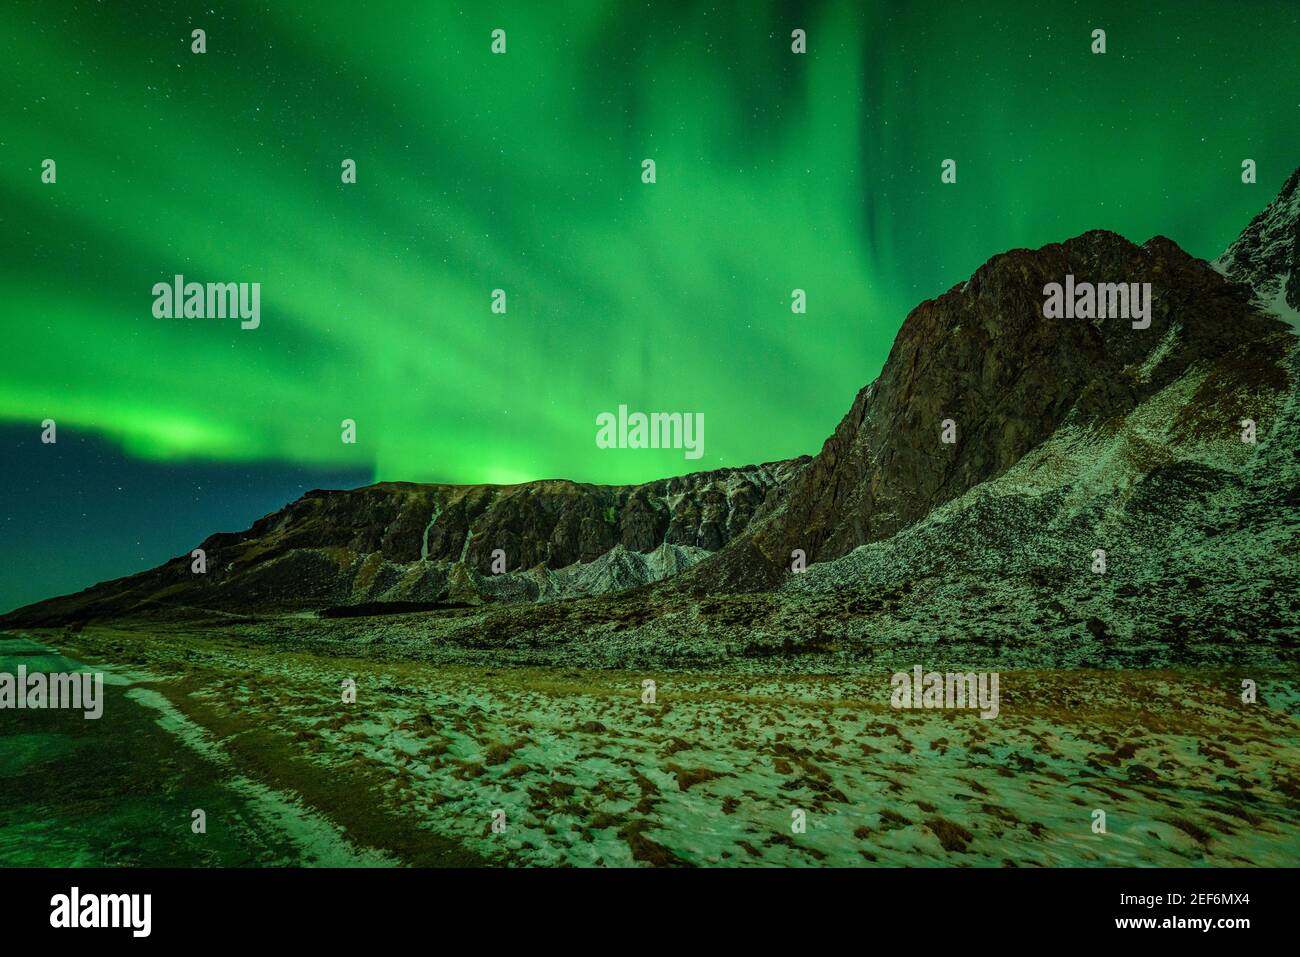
[776,329,1299,661]
[685,225,1289,592]
[4,169,1298,636]
[1216,166,1300,326]
[0,459,805,624]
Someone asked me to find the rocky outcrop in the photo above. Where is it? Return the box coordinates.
[0,459,805,624]
[5,170,1298,632]
[683,226,1290,593]
[1216,166,1300,325]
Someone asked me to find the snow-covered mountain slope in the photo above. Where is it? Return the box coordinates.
[1216,166,1300,328]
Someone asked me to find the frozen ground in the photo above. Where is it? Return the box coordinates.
[5,623,1297,868]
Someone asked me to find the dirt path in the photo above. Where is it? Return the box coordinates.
[0,634,475,866]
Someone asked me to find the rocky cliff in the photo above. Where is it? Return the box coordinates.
[5,170,1298,639]
[1216,166,1300,325]
[0,459,806,624]
[685,225,1291,594]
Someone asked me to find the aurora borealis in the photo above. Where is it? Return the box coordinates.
[3,0,1299,609]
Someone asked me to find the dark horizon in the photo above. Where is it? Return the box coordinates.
[0,425,370,614]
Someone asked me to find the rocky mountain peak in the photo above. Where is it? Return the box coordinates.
[1216,166,1300,325]
[684,226,1285,592]
[5,182,1295,626]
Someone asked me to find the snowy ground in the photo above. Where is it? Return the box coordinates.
[9,623,1298,868]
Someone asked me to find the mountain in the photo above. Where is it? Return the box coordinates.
[0,460,806,626]
[684,226,1294,594]
[4,170,1299,656]
[1216,166,1300,327]
[400,171,1298,668]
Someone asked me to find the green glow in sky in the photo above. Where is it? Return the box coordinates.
[3,0,1297,485]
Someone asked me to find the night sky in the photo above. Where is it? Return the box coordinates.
[3,0,1298,612]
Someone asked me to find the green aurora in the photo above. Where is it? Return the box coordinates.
[3,0,1298,486]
